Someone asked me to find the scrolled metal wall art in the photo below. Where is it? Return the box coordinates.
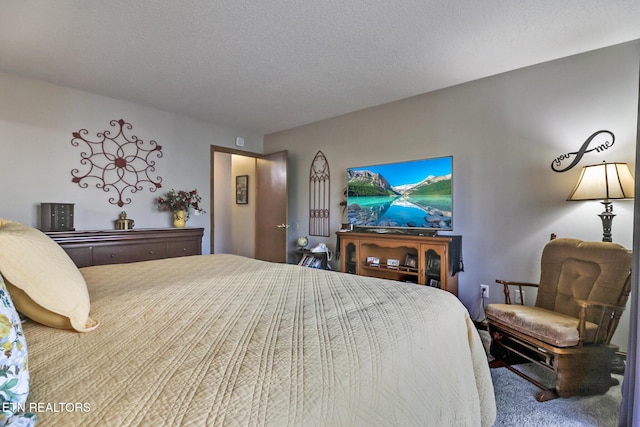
[309,150,330,236]
[70,119,163,206]
[551,130,615,172]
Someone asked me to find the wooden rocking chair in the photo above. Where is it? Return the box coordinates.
[485,237,632,401]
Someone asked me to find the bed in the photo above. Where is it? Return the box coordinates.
[0,220,496,426]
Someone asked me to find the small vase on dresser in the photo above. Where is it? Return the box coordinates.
[172,210,187,228]
[156,188,205,227]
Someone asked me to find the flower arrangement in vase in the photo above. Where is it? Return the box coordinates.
[156,189,205,227]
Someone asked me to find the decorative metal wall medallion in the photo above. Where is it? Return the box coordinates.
[309,150,330,236]
[71,119,163,207]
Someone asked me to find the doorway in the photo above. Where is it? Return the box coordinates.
[210,146,288,262]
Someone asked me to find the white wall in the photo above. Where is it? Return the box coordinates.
[230,154,256,257]
[212,153,257,256]
[264,41,639,351]
[213,152,233,253]
[0,71,264,254]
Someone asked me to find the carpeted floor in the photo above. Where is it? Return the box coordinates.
[491,364,622,426]
[480,330,623,427]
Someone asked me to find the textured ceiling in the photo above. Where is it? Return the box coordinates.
[1,1,639,135]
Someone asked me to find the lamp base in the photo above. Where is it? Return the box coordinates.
[598,201,615,243]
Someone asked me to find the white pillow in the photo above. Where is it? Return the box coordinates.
[0,219,98,332]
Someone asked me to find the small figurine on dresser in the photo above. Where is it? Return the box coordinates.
[115,211,135,230]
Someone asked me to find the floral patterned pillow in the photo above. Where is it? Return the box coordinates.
[0,273,36,427]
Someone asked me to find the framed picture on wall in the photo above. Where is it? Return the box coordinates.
[236,175,248,204]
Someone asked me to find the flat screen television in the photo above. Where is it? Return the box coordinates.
[346,156,453,232]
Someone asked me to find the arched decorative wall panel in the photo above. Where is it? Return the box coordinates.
[309,151,330,236]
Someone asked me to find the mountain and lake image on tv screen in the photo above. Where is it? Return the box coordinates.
[346,156,453,230]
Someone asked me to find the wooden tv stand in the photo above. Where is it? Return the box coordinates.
[336,231,462,296]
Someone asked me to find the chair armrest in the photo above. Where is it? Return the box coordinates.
[574,299,626,344]
[574,299,625,312]
[495,280,539,304]
[495,280,540,288]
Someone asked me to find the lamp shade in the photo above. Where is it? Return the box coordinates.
[567,162,635,201]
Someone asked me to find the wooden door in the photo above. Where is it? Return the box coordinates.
[255,151,288,262]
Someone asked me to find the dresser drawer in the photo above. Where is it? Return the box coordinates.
[63,247,93,268]
[46,228,204,267]
[168,240,200,258]
[93,242,168,265]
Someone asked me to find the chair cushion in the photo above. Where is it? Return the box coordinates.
[485,303,597,347]
[536,238,631,320]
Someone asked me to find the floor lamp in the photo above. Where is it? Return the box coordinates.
[567,161,635,242]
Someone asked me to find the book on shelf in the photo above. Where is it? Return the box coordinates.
[298,254,324,269]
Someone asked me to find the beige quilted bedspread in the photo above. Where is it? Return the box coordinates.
[23,254,495,426]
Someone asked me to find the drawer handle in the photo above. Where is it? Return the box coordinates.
[182,247,187,251]
[149,250,155,254]
[110,254,116,258]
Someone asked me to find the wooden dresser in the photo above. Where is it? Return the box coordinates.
[45,228,204,267]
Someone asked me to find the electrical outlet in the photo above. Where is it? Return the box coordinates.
[480,284,489,299]
[515,289,525,304]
